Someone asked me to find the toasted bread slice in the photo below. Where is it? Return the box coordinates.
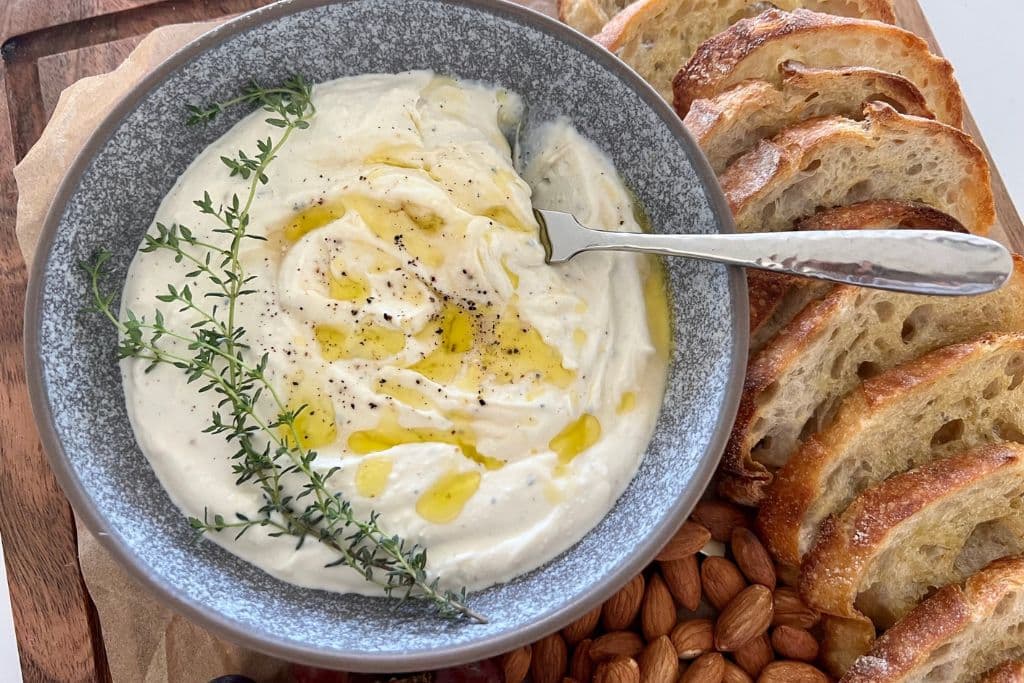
[757,332,1024,567]
[673,8,963,126]
[748,201,966,354]
[720,102,994,234]
[596,1,896,101]
[981,662,1024,683]
[557,0,630,36]
[686,62,932,174]
[842,556,1024,683]
[801,442,1024,638]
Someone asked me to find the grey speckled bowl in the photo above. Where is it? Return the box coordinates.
[25,0,746,672]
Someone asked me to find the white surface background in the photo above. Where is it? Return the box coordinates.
[1,3,1022,681]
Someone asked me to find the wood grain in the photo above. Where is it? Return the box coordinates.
[0,2,1022,682]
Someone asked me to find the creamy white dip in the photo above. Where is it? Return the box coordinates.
[122,72,669,593]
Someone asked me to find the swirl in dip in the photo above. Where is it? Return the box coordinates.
[122,72,670,593]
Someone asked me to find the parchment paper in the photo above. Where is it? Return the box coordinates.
[14,3,556,680]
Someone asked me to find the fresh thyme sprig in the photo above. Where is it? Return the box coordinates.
[83,77,484,623]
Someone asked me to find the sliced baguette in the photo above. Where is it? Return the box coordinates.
[720,102,994,234]
[748,201,966,354]
[672,8,963,126]
[557,0,630,36]
[757,332,1024,567]
[842,556,1024,683]
[801,441,1024,635]
[596,0,896,101]
[981,662,1024,683]
[686,61,932,174]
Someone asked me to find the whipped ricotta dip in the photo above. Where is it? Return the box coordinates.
[122,71,670,593]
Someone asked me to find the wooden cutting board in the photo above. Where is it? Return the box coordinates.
[1,1,1021,681]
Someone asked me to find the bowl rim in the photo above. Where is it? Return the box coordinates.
[23,0,748,672]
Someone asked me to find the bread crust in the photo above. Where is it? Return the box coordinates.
[981,661,1024,683]
[673,8,962,126]
[720,102,994,234]
[757,326,1024,566]
[841,556,1024,682]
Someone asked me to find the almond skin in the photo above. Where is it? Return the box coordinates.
[716,585,774,651]
[596,656,641,683]
[733,633,774,677]
[563,605,602,645]
[681,652,726,683]
[770,626,819,662]
[603,575,645,630]
[570,639,594,683]
[702,557,747,610]
[590,631,645,662]
[641,573,677,640]
[730,528,776,590]
[656,521,712,561]
[723,661,754,683]
[501,645,532,683]
[670,619,714,659]
[660,555,701,611]
[691,500,750,542]
[639,636,679,683]
[771,588,820,629]
[531,633,568,683]
[756,661,828,683]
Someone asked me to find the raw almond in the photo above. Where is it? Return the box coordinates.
[680,652,725,683]
[723,661,754,683]
[716,585,774,651]
[701,557,747,610]
[730,528,776,590]
[563,605,602,645]
[530,633,568,683]
[595,656,641,683]
[670,619,713,659]
[641,573,677,640]
[603,575,645,630]
[590,631,645,662]
[770,626,819,661]
[733,634,774,677]
[639,636,679,683]
[691,500,749,542]
[660,555,701,611]
[500,645,532,683]
[771,588,820,629]
[570,639,594,683]
[656,521,712,561]
[756,661,828,683]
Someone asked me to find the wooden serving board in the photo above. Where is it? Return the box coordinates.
[1,1,1021,681]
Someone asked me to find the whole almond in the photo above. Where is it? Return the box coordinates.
[770,626,819,661]
[641,573,677,640]
[596,656,641,683]
[660,555,701,611]
[771,588,820,629]
[716,585,774,651]
[531,633,568,683]
[733,634,774,677]
[571,639,594,683]
[656,521,712,561]
[563,605,602,645]
[563,679,579,683]
[691,500,750,542]
[501,645,532,683]
[591,631,645,662]
[702,557,747,610]
[723,661,754,683]
[603,575,645,630]
[670,619,713,659]
[731,528,776,590]
[639,636,679,683]
[681,652,725,683]
[756,661,828,683]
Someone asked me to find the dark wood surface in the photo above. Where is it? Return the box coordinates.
[1,1,1021,681]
